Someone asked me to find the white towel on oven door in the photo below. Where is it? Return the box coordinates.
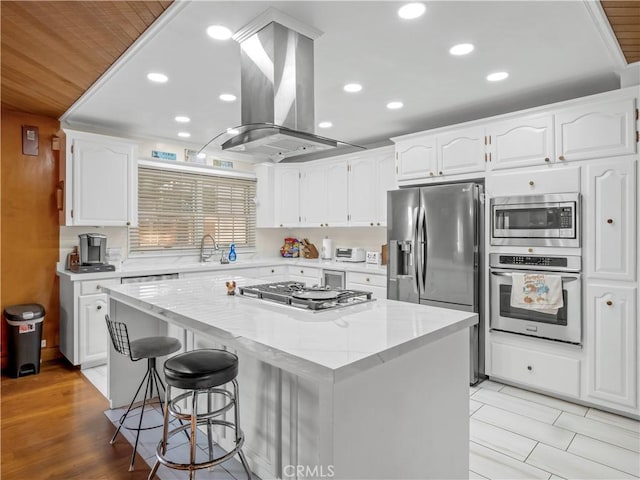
[510,272,564,315]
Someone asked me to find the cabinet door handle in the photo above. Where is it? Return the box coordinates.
[607,218,614,224]
[606,300,613,306]
[56,181,64,211]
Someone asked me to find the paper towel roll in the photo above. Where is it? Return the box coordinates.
[321,238,333,259]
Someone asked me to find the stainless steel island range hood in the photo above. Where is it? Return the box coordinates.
[212,11,357,162]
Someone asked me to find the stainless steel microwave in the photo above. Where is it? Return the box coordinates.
[490,193,580,247]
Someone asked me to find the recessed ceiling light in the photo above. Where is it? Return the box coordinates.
[398,3,426,19]
[318,121,333,129]
[175,116,190,123]
[178,132,191,138]
[449,43,475,56]
[387,101,404,110]
[219,93,237,102]
[487,71,509,82]
[147,72,168,83]
[206,25,232,40]
[226,128,240,135]
[343,83,362,93]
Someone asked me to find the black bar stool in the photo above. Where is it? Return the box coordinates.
[148,349,252,480]
[105,314,182,471]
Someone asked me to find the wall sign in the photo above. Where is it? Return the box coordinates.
[22,125,39,156]
[152,150,177,161]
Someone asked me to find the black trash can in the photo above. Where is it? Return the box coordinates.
[4,304,45,378]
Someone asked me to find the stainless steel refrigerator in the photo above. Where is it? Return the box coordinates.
[387,182,484,384]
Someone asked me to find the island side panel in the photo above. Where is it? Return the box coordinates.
[107,299,169,408]
[332,328,470,479]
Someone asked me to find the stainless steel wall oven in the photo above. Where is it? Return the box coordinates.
[490,253,582,344]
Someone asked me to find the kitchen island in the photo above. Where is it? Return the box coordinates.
[103,275,477,479]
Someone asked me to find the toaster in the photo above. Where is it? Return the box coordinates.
[335,247,366,262]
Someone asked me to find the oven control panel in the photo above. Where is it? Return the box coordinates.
[489,253,582,272]
[499,255,567,268]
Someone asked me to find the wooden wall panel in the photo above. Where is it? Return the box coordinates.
[1,110,61,369]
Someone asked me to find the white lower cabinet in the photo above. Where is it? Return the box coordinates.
[585,284,638,409]
[180,268,257,280]
[78,293,110,366]
[286,266,322,286]
[490,339,581,398]
[257,266,288,282]
[346,271,386,299]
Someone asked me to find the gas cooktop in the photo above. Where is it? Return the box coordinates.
[238,281,374,311]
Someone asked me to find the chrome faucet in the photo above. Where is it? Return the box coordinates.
[200,234,219,263]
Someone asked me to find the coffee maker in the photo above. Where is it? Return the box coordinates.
[70,233,115,273]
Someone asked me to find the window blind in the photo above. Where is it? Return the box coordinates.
[130,166,256,253]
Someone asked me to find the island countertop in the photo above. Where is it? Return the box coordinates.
[103,275,477,383]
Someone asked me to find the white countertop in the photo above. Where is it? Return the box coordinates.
[103,275,477,383]
[57,257,387,281]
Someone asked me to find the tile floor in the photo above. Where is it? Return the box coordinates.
[85,367,640,479]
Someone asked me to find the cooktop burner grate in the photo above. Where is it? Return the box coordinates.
[238,281,374,311]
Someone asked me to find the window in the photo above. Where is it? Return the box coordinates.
[130,165,256,253]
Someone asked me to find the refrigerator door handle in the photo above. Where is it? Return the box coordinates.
[417,205,426,294]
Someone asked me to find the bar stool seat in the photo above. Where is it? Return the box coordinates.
[149,349,252,480]
[105,315,182,472]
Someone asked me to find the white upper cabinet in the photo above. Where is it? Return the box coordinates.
[255,163,276,228]
[395,135,437,181]
[437,125,486,175]
[488,113,555,170]
[555,97,637,162]
[583,158,637,282]
[63,130,137,226]
[274,165,301,227]
[299,158,348,227]
[585,284,637,409]
[348,146,396,226]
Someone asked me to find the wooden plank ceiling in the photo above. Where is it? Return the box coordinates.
[601,1,640,63]
[1,1,173,119]
[0,1,637,120]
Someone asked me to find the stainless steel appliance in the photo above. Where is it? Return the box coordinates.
[490,193,580,247]
[335,247,366,262]
[238,282,373,311]
[72,233,115,273]
[323,270,346,289]
[387,182,484,384]
[490,253,582,344]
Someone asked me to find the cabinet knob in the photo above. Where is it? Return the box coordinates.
[607,218,614,224]
[429,171,434,176]
[558,155,565,161]
[544,157,550,163]
[606,300,613,306]
[126,221,131,226]
[529,181,534,186]
[528,248,534,253]
[96,285,101,290]
[439,171,443,175]
[527,365,532,371]
[325,223,329,227]
[366,278,370,282]
[271,269,275,273]
[370,222,374,226]
[300,270,304,274]
[320,223,324,227]
[280,224,283,227]
[377,222,380,226]
[97,305,102,310]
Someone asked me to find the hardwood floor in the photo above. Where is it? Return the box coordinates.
[1,359,148,480]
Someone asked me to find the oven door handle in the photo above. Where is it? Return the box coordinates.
[490,271,579,282]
